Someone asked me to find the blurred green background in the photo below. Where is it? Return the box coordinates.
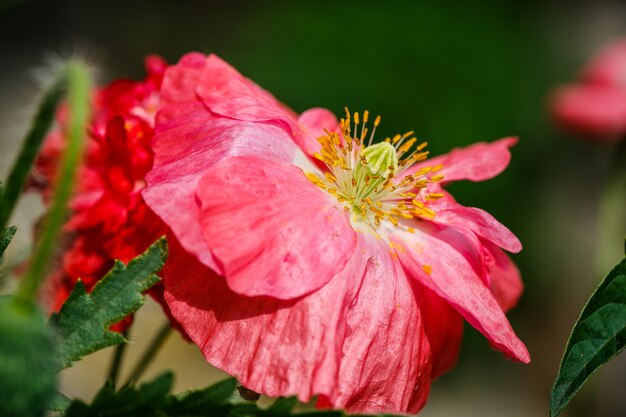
[1,0,625,416]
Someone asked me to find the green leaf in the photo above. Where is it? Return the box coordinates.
[64,372,173,417]
[50,237,167,370]
[267,397,297,415]
[0,297,57,417]
[165,378,237,416]
[49,392,71,413]
[0,225,16,259]
[550,256,626,417]
[59,373,403,417]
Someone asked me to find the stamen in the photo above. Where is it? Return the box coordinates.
[305,108,443,231]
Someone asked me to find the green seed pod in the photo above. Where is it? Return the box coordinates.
[361,142,398,178]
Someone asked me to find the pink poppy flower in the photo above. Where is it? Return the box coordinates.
[551,39,626,140]
[143,53,529,414]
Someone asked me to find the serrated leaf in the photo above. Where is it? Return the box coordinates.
[50,237,167,369]
[64,372,173,417]
[0,225,16,259]
[550,256,626,417]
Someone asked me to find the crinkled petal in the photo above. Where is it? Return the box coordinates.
[317,234,433,414]
[550,84,626,138]
[164,233,450,414]
[144,54,298,274]
[482,240,523,312]
[391,223,530,363]
[196,55,325,157]
[163,235,360,406]
[432,205,522,253]
[197,55,298,123]
[196,156,355,299]
[405,137,517,184]
[412,281,464,380]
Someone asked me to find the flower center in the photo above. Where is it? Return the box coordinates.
[305,109,445,233]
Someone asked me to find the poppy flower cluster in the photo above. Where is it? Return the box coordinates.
[551,39,626,140]
[33,52,529,414]
[32,56,169,329]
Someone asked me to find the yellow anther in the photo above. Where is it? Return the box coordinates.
[389,216,399,226]
[354,112,359,125]
[325,172,337,182]
[430,175,444,182]
[416,141,428,151]
[305,172,327,189]
[407,227,415,233]
[398,138,417,154]
[374,115,381,127]
[363,110,369,124]
[401,130,414,139]
[422,207,436,218]
[392,134,402,144]
[413,151,429,161]
[328,188,337,194]
[432,164,444,172]
[421,265,432,275]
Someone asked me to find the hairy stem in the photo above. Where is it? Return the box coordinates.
[14,61,91,308]
[0,73,65,231]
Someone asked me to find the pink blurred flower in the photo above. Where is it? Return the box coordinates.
[551,39,626,139]
[143,53,529,414]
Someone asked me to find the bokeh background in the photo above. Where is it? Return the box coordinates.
[1,0,626,416]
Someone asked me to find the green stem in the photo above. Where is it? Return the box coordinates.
[0,73,65,231]
[595,140,626,275]
[14,61,91,308]
[107,329,129,386]
[126,322,172,384]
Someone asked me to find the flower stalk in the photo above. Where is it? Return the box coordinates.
[126,322,172,384]
[14,61,91,308]
[0,69,65,232]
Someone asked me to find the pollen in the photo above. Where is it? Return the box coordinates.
[305,108,445,233]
